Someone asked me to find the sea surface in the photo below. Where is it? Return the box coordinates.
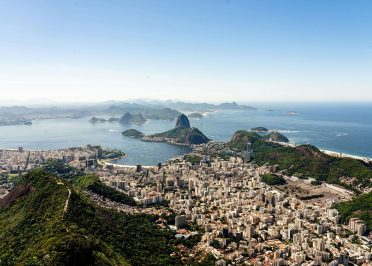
[0,103,371,165]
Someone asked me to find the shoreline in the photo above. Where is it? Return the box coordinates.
[1,139,371,167]
[319,149,371,163]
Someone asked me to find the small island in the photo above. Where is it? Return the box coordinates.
[188,112,204,119]
[0,119,33,126]
[89,117,107,123]
[122,114,210,145]
[122,129,144,138]
[108,117,119,122]
[288,111,298,115]
[89,117,119,123]
[251,127,268,132]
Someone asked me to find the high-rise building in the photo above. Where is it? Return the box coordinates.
[175,215,187,229]
[118,181,126,190]
[246,142,253,161]
[349,218,367,235]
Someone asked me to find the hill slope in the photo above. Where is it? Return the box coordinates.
[228,130,372,191]
[333,191,372,233]
[0,170,178,265]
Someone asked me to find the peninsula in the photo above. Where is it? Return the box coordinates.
[122,114,210,145]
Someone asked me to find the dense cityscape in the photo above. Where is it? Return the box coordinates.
[1,140,370,265]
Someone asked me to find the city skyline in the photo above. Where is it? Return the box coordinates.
[1,0,372,102]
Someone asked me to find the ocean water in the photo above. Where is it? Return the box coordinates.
[0,103,371,165]
[193,103,372,158]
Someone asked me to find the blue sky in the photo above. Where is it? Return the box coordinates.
[0,0,371,102]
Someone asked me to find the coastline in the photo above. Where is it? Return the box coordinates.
[319,149,371,163]
[1,138,371,167]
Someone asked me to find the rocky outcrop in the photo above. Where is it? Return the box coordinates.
[175,114,190,128]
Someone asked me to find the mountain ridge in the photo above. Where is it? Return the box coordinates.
[0,169,180,265]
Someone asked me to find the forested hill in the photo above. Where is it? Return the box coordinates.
[0,170,179,265]
[228,130,372,192]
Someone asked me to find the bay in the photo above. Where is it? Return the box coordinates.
[0,102,371,165]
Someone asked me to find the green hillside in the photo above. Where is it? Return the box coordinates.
[333,191,372,233]
[263,131,289,142]
[261,173,287,185]
[229,130,372,190]
[228,130,261,151]
[73,174,136,206]
[0,170,179,265]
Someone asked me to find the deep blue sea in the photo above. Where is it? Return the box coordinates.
[0,103,371,165]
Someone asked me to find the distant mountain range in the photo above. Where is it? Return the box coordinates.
[0,101,256,122]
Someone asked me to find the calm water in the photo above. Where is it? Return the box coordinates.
[0,103,371,165]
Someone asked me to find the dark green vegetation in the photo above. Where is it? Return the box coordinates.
[122,129,144,138]
[251,127,268,132]
[261,174,287,185]
[184,154,202,165]
[119,112,147,125]
[41,159,83,179]
[73,175,136,206]
[228,131,262,151]
[333,191,372,233]
[228,130,372,190]
[152,127,210,145]
[100,149,126,160]
[0,173,8,185]
[188,113,204,119]
[175,234,201,249]
[263,131,289,142]
[0,168,183,265]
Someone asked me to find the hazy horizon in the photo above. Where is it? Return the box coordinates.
[1,98,372,108]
